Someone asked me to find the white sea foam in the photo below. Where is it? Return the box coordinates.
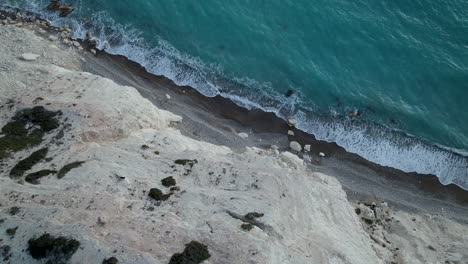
[2,3,467,189]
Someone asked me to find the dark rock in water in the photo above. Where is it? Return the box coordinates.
[148,188,172,201]
[10,148,48,178]
[57,161,85,179]
[103,257,119,264]
[0,106,61,161]
[25,170,57,184]
[161,176,176,187]
[47,0,61,10]
[28,234,80,264]
[285,89,294,97]
[59,4,74,17]
[169,241,211,264]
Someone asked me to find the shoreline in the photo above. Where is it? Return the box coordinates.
[85,42,468,213]
[1,10,468,263]
[1,8,468,219]
[2,4,467,188]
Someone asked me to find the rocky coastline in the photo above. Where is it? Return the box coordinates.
[1,8,468,264]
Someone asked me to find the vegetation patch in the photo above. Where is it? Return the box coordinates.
[28,233,80,264]
[241,223,254,231]
[174,159,198,168]
[6,227,18,238]
[355,208,361,215]
[245,212,264,220]
[0,245,11,262]
[161,176,176,187]
[9,207,20,216]
[25,170,57,184]
[9,148,48,178]
[0,106,61,161]
[169,241,211,264]
[103,257,119,264]
[57,161,85,179]
[148,188,172,201]
[141,145,150,150]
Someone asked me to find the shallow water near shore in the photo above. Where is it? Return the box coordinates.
[2,0,467,188]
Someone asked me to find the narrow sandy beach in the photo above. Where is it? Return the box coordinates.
[83,47,468,223]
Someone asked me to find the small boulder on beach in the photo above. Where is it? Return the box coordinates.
[238,132,249,139]
[20,53,40,61]
[289,141,302,152]
[287,119,296,127]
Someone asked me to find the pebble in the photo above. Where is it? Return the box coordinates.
[73,41,80,47]
[20,53,40,61]
[90,49,97,55]
[289,141,302,152]
[288,130,294,136]
[165,94,171,100]
[238,133,249,139]
[287,119,296,127]
[48,35,59,41]
[319,152,325,157]
[304,145,311,152]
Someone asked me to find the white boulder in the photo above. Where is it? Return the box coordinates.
[290,141,302,152]
[20,53,40,61]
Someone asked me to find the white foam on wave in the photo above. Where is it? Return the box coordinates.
[3,3,467,189]
[291,110,468,189]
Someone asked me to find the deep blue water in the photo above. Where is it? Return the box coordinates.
[2,0,468,188]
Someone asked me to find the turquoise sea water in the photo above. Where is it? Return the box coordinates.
[2,0,468,187]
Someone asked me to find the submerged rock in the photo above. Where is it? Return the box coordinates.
[168,241,211,264]
[59,5,74,17]
[47,0,61,10]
